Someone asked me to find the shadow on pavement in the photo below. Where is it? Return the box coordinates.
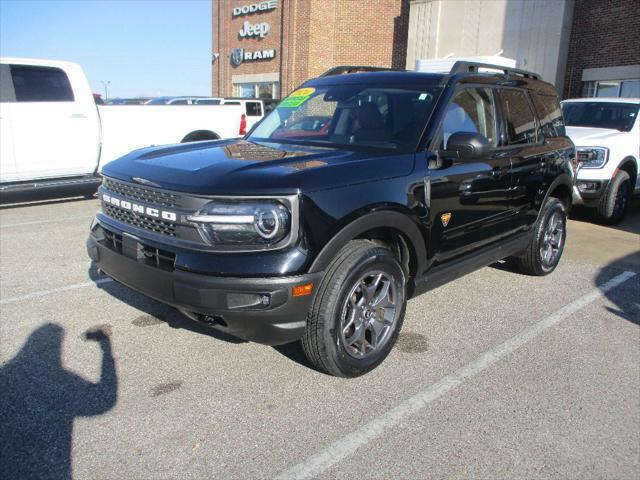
[0,324,117,479]
[595,252,640,326]
[570,198,640,236]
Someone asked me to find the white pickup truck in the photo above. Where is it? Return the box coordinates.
[562,98,639,224]
[0,58,255,196]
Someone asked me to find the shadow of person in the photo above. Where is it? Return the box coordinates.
[0,323,117,479]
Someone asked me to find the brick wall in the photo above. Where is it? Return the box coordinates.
[563,0,640,98]
[213,0,409,98]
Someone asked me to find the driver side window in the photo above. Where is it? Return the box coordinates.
[441,87,498,148]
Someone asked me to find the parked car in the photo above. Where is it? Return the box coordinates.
[219,98,278,131]
[561,98,639,223]
[0,58,256,196]
[87,62,574,377]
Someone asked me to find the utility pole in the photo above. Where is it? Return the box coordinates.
[100,80,111,101]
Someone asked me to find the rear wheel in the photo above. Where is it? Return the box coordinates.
[596,170,631,224]
[301,240,406,377]
[514,197,566,276]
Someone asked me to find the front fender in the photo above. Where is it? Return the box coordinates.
[308,210,428,275]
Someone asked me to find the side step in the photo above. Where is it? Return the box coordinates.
[0,174,101,202]
[411,231,531,297]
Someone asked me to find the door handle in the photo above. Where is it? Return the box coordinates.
[70,113,87,119]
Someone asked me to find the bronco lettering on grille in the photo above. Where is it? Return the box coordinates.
[102,193,178,222]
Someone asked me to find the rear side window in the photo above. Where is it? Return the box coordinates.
[500,89,537,145]
[9,65,74,102]
[441,87,498,148]
[246,101,262,116]
[531,93,565,137]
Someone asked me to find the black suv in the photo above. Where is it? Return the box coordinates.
[87,62,575,377]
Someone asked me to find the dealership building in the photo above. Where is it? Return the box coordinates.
[212,0,639,100]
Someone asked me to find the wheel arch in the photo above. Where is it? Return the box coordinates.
[308,210,428,279]
[618,156,638,185]
[540,173,573,216]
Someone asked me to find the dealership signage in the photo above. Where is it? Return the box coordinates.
[232,0,277,17]
[239,21,270,38]
[231,48,276,67]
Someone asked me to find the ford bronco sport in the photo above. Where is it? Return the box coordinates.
[87,62,575,377]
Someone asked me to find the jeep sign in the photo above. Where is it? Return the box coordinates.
[239,21,270,38]
[232,0,277,17]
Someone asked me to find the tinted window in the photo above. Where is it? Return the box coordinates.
[10,65,74,102]
[169,99,188,105]
[441,87,498,147]
[562,101,639,132]
[195,99,221,105]
[250,85,440,152]
[531,93,565,137]
[246,101,262,116]
[500,89,537,145]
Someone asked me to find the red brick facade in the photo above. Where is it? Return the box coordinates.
[212,0,409,98]
[563,0,640,98]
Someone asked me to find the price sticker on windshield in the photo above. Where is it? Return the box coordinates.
[279,87,315,108]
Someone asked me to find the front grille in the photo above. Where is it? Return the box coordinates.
[102,177,181,208]
[101,226,175,271]
[103,203,176,236]
[139,244,176,271]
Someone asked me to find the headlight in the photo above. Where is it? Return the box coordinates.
[577,147,609,169]
[186,197,297,250]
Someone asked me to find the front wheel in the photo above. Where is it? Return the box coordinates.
[596,170,631,224]
[514,197,567,276]
[301,240,406,377]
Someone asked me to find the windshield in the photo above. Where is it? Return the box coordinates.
[562,101,639,132]
[248,84,441,152]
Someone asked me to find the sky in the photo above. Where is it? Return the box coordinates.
[0,0,212,98]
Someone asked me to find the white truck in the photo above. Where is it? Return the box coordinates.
[0,58,255,196]
[562,98,639,224]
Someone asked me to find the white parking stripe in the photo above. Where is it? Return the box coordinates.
[0,278,114,305]
[274,270,637,480]
[0,216,92,228]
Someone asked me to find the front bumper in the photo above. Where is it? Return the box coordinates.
[572,176,610,206]
[87,224,322,345]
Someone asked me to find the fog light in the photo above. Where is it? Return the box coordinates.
[292,283,313,297]
[227,293,270,309]
[578,181,600,192]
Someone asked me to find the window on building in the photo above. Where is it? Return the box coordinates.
[9,65,74,102]
[441,87,497,148]
[500,89,537,145]
[233,82,279,99]
[582,79,640,98]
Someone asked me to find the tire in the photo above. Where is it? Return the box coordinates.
[596,170,631,225]
[301,240,407,377]
[514,197,567,276]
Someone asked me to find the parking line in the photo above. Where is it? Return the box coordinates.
[0,278,114,305]
[274,270,637,480]
[0,216,92,228]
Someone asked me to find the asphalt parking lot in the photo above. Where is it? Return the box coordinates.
[1,196,638,479]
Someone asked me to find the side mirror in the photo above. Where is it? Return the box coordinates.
[445,132,490,160]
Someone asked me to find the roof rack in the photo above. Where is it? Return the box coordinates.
[449,61,540,80]
[320,65,401,77]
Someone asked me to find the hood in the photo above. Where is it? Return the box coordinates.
[101,139,415,195]
[565,126,624,147]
